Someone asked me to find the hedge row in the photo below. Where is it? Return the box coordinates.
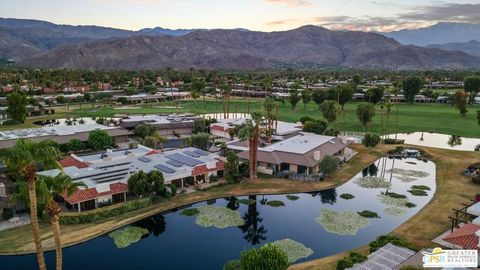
[58,198,151,225]
[383,138,405,144]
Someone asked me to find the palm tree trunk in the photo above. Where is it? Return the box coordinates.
[51,214,62,270]
[26,165,47,270]
[249,139,255,180]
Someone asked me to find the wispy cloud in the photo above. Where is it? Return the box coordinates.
[265,2,480,32]
[262,0,312,7]
[399,3,480,23]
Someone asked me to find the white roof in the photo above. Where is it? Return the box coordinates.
[0,123,116,140]
[213,118,302,136]
[261,132,336,154]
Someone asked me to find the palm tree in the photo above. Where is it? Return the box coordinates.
[147,131,167,152]
[0,139,61,270]
[238,112,263,180]
[37,174,85,270]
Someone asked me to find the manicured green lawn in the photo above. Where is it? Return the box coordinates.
[66,99,480,138]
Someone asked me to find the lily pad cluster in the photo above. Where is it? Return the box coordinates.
[316,209,370,235]
[266,200,286,207]
[340,193,355,200]
[377,194,416,216]
[384,207,407,216]
[355,176,392,189]
[268,239,314,263]
[109,226,149,249]
[195,205,245,228]
[388,168,430,178]
[238,199,256,205]
[286,195,300,201]
[357,210,380,218]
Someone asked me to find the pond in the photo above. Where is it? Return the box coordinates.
[388,132,480,151]
[33,117,120,127]
[0,157,436,270]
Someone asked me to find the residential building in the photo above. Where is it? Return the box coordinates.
[120,114,198,137]
[0,123,132,149]
[230,132,351,175]
[210,117,303,139]
[38,146,224,212]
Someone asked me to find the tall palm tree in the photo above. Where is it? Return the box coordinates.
[147,131,167,152]
[238,112,263,180]
[0,139,61,270]
[37,174,85,270]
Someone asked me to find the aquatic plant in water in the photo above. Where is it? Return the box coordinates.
[387,168,430,178]
[286,195,300,201]
[355,176,391,189]
[377,194,409,207]
[109,226,149,248]
[357,210,380,218]
[340,193,355,200]
[396,176,418,183]
[268,239,314,263]
[316,209,370,235]
[180,208,200,216]
[195,205,244,228]
[410,185,431,191]
[384,207,407,216]
[266,200,286,207]
[386,192,407,199]
[407,189,428,196]
[404,202,417,208]
[238,199,256,205]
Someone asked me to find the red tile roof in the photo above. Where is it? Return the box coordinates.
[146,149,162,155]
[211,125,227,132]
[59,156,90,169]
[443,223,480,250]
[192,160,224,176]
[64,182,128,204]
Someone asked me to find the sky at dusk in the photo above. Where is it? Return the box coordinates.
[0,0,479,32]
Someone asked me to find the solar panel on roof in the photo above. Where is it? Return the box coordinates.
[193,149,210,156]
[138,156,151,163]
[184,150,201,158]
[165,153,203,167]
[154,164,175,174]
[166,159,182,167]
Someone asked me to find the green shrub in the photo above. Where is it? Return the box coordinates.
[168,184,177,196]
[240,245,289,270]
[336,252,367,270]
[340,193,355,200]
[383,138,405,144]
[357,210,380,218]
[59,198,151,224]
[223,260,241,270]
[1,207,13,220]
[369,235,417,253]
[97,199,113,208]
[319,155,340,175]
[362,133,381,147]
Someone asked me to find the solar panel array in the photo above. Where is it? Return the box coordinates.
[154,164,176,174]
[166,159,182,167]
[193,149,210,156]
[166,153,203,167]
[138,156,151,163]
[184,150,201,158]
[349,243,415,270]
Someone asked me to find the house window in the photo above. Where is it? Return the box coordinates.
[80,199,96,211]
[112,193,125,204]
[297,165,307,174]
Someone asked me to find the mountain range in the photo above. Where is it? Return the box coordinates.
[2,18,480,70]
[382,22,480,46]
